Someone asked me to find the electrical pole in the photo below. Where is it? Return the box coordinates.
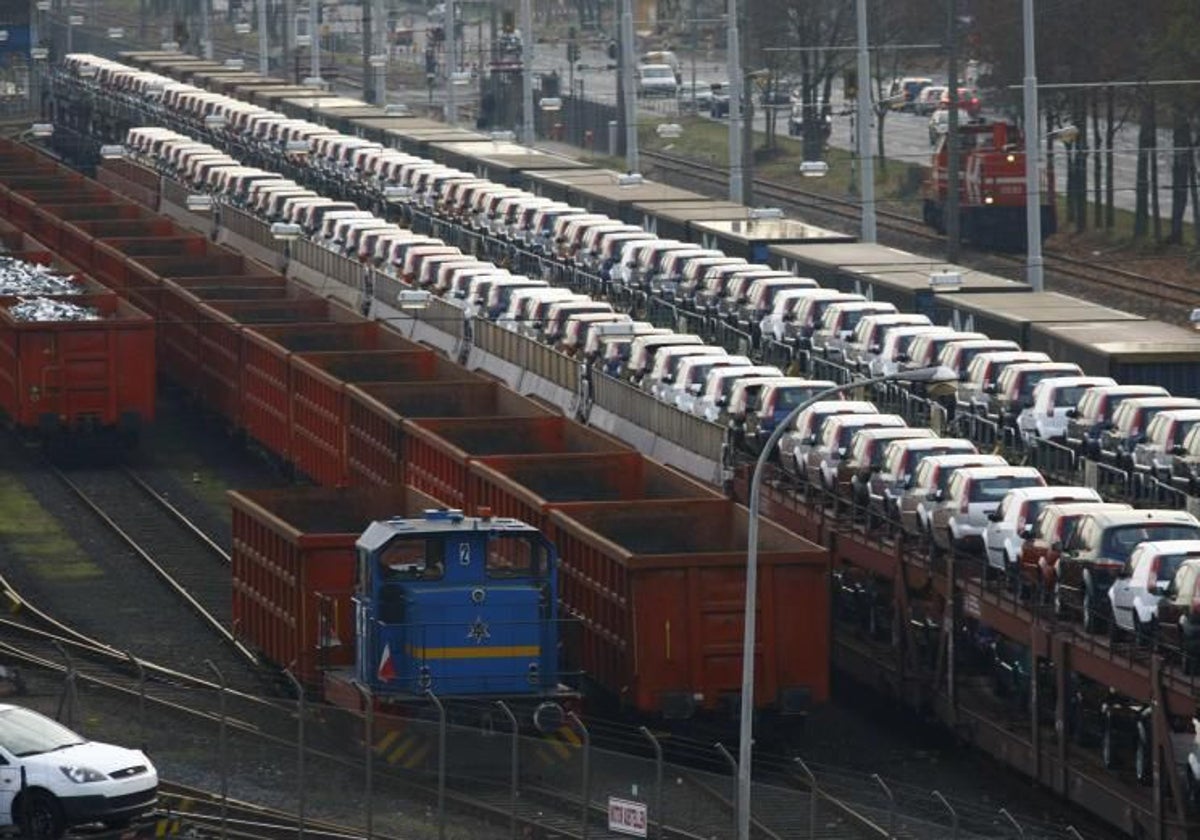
[201,0,213,59]
[309,0,320,84]
[1021,0,1043,290]
[520,0,533,145]
[362,0,373,101]
[727,0,742,202]
[945,0,961,262]
[282,0,293,82]
[621,0,637,171]
[446,0,457,124]
[257,0,268,75]
[855,0,875,242]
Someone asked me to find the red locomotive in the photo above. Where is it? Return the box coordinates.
[922,118,1056,250]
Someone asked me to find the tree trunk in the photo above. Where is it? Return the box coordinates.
[1072,98,1088,233]
[1149,91,1161,243]
[1168,106,1190,245]
[876,107,887,175]
[1105,86,1116,229]
[1133,94,1151,239]
[1190,137,1200,248]
[1092,93,1102,229]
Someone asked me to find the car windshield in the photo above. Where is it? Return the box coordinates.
[968,476,1043,503]
[643,67,673,79]
[0,707,86,757]
[1103,524,1200,563]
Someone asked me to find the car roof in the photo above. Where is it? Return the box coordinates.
[919,454,1008,470]
[1130,540,1200,557]
[1079,509,1200,527]
[1002,485,1100,502]
[890,437,975,451]
[951,465,1043,480]
[853,427,936,441]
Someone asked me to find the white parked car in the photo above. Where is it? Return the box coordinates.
[0,704,158,838]
[931,466,1046,553]
[1109,541,1200,640]
[983,485,1102,579]
[636,64,679,97]
[1016,376,1117,442]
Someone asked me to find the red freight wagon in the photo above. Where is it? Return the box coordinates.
[291,349,466,487]
[240,321,414,463]
[155,273,308,395]
[54,218,181,274]
[375,415,632,508]
[0,293,155,438]
[89,236,214,301]
[548,499,830,717]
[4,187,115,236]
[193,295,339,423]
[34,203,151,258]
[467,452,720,532]
[123,253,265,318]
[229,485,441,688]
[96,159,161,209]
[349,383,556,506]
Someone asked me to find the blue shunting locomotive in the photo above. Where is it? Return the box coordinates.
[354,509,567,710]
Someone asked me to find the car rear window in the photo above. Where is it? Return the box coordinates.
[968,475,1043,503]
[1102,524,1200,563]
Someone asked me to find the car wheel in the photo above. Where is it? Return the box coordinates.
[1188,768,1200,810]
[19,790,66,840]
[1135,719,1152,785]
[1053,584,1065,619]
[1101,711,1117,769]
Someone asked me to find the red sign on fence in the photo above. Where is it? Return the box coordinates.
[607,797,648,838]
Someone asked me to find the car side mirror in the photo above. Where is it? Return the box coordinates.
[930,489,944,502]
[1020,524,1034,539]
[982,383,996,394]
[1158,579,1171,594]
[895,353,910,363]
[805,435,818,446]
[1173,444,1187,456]
[868,343,880,353]
[1066,408,1078,418]
[869,464,882,474]
[688,383,702,394]
[836,447,847,457]
[987,511,1002,523]
[1051,541,1062,553]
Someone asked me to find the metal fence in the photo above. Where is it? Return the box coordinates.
[35,649,1093,840]
[592,373,726,464]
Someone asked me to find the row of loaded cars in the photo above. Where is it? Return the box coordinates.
[781,393,1200,668]
[113,63,1200,490]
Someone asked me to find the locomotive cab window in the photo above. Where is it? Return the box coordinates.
[487,537,548,579]
[380,538,444,581]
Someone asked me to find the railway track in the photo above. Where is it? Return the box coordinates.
[640,149,1200,312]
[48,463,263,677]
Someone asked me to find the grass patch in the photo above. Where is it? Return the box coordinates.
[0,474,99,581]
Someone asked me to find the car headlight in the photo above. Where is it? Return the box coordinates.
[60,765,107,784]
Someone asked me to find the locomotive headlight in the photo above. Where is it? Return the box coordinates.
[1006,154,1016,163]
[984,196,995,205]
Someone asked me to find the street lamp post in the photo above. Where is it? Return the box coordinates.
[735,366,954,840]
